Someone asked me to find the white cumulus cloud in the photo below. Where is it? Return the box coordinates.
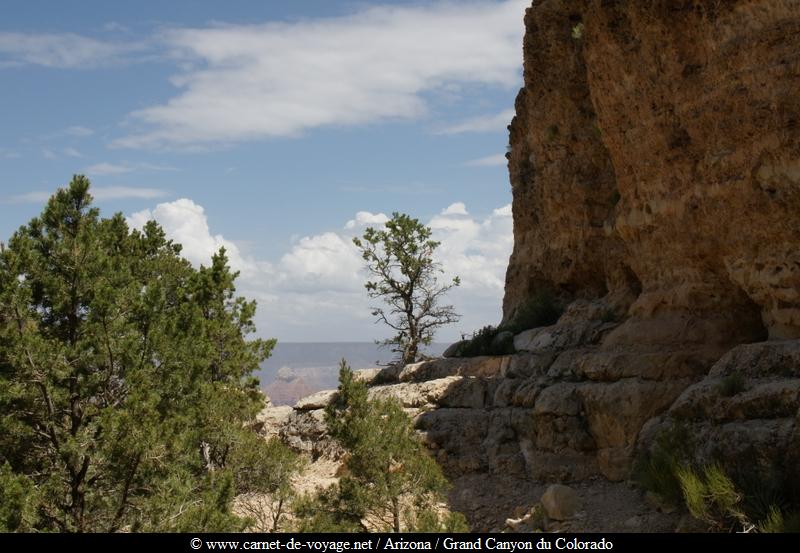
[441,202,468,216]
[128,198,514,342]
[278,232,364,293]
[493,204,512,217]
[114,0,526,148]
[127,198,260,278]
[344,211,389,230]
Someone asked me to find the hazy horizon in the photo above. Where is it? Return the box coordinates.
[256,341,449,405]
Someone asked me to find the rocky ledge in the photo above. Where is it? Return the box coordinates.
[257,299,799,531]
[262,300,798,484]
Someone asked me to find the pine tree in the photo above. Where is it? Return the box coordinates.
[0,176,277,532]
[297,360,467,533]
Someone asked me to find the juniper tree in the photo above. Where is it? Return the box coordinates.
[0,176,280,532]
[296,360,467,533]
[352,213,459,365]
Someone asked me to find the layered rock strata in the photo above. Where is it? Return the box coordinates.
[261,301,712,482]
[498,0,800,483]
[505,0,800,345]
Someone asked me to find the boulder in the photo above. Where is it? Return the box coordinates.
[398,356,508,382]
[639,341,800,481]
[254,405,293,438]
[491,330,515,352]
[504,352,558,379]
[541,484,581,521]
[513,317,611,354]
[368,377,461,409]
[579,378,692,480]
[294,389,337,411]
[354,368,382,383]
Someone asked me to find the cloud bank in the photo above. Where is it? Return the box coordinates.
[115,0,526,148]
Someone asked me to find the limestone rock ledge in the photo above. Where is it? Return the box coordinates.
[258,304,714,482]
[256,330,798,537]
[640,341,800,482]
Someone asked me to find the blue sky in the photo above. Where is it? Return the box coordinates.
[0,0,526,343]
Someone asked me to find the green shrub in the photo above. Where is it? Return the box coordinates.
[677,465,712,522]
[450,290,563,358]
[600,308,618,323]
[298,361,468,533]
[755,508,800,533]
[635,449,684,506]
[675,461,795,533]
[758,506,785,533]
[453,325,515,357]
[719,372,746,397]
[229,433,305,532]
[0,463,38,531]
[633,423,694,505]
[571,22,585,40]
[677,464,751,532]
[0,178,275,532]
[411,509,470,533]
[636,425,799,532]
[731,456,785,523]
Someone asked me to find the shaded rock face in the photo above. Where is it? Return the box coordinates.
[407,307,714,481]
[505,0,800,344]
[640,341,800,486]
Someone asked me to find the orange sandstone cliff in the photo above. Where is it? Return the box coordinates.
[500,0,800,485]
[505,0,800,345]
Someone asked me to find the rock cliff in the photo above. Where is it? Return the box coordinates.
[499,0,800,494]
[505,0,800,345]
[259,0,800,531]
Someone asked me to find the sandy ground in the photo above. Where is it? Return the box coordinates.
[448,473,683,533]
